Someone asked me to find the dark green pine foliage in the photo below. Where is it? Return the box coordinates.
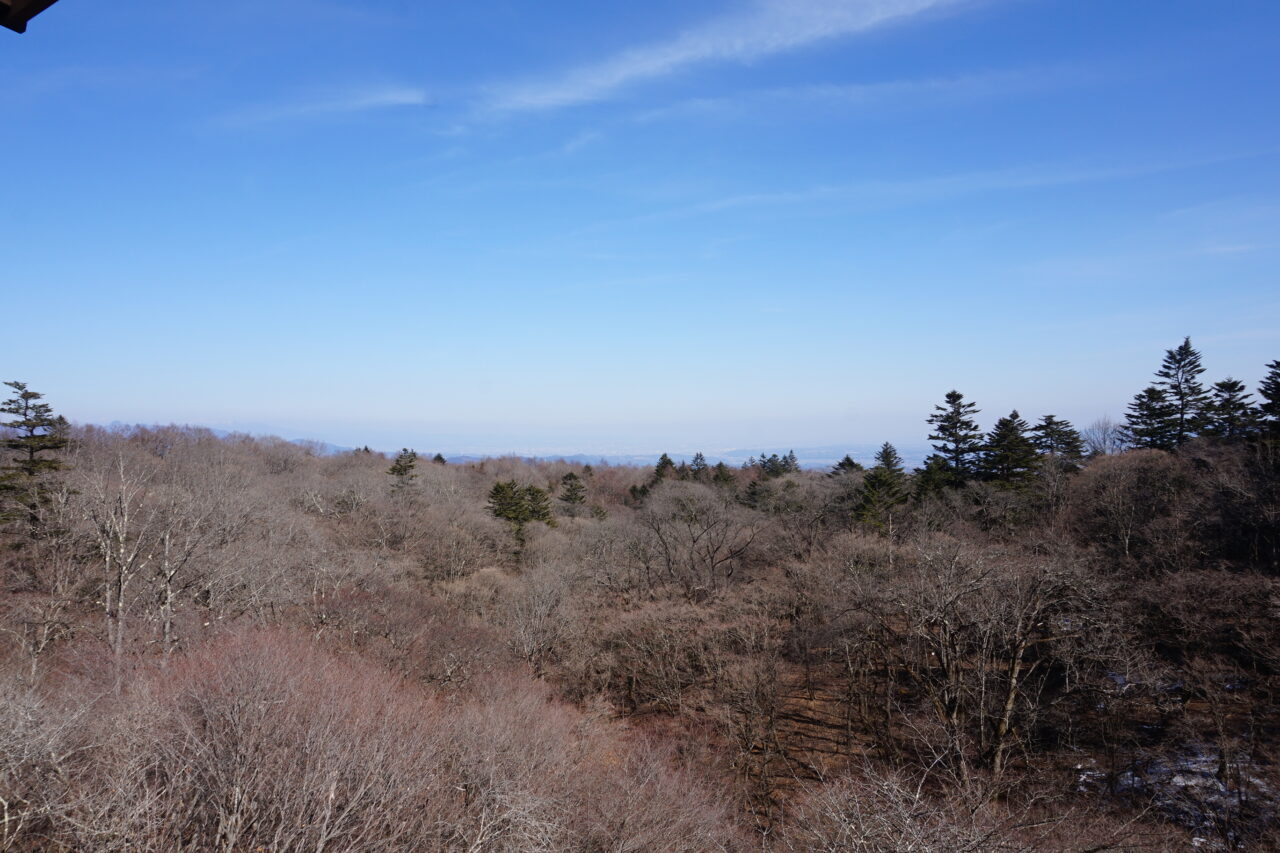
[924,390,984,487]
[913,454,954,497]
[980,411,1038,485]
[741,478,769,510]
[761,455,783,477]
[1,381,69,529]
[432,453,447,465]
[689,452,708,478]
[487,480,527,524]
[1125,387,1179,450]
[830,455,863,476]
[1155,336,1211,445]
[487,480,556,546]
[1029,414,1085,461]
[1259,360,1280,433]
[559,472,587,506]
[523,485,554,525]
[711,462,735,488]
[855,442,908,530]
[753,453,795,479]
[2,381,68,479]
[1203,378,1260,440]
[487,480,554,527]
[387,448,418,490]
[653,453,676,482]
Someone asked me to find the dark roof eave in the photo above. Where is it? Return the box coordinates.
[1,0,64,33]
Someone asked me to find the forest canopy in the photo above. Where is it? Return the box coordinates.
[3,340,1280,851]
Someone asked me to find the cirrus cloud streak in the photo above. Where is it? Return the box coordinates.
[485,0,969,113]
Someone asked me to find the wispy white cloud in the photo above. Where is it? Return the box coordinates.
[632,66,1084,122]
[217,85,429,126]
[485,0,968,113]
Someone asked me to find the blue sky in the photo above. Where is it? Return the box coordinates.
[4,0,1279,457]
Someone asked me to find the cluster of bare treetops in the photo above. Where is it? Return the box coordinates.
[1,337,1279,851]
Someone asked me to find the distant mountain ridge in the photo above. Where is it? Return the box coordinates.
[100,421,357,457]
[439,445,930,471]
[96,422,928,471]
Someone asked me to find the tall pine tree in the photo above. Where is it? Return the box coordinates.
[1,381,69,530]
[487,480,526,524]
[830,455,863,476]
[689,452,708,478]
[924,390,983,487]
[523,485,554,526]
[1029,414,1085,461]
[1125,386,1179,450]
[653,453,676,482]
[980,410,1038,485]
[1126,338,1211,449]
[855,442,908,530]
[1156,337,1210,445]
[1260,360,1280,434]
[559,471,587,507]
[2,381,68,480]
[711,462,735,488]
[487,481,556,529]
[387,448,418,493]
[1203,378,1260,440]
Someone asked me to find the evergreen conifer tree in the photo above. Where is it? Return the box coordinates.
[1,381,69,530]
[689,452,708,478]
[741,478,769,510]
[487,480,527,524]
[1259,360,1280,433]
[830,455,863,476]
[1156,337,1210,445]
[523,485,554,526]
[855,442,908,530]
[1203,378,1260,440]
[487,480,556,542]
[1029,414,1085,461]
[387,448,418,490]
[1124,338,1214,450]
[559,472,587,506]
[653,453,676,482]
[924,390,983,487]
[711,462,735,487]
[756,453,791,478]
[2,382,68,479]
[913,455,953,497]
[432,453,447,464]
[980,411,1038,484]
[1125,387,1179,450]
